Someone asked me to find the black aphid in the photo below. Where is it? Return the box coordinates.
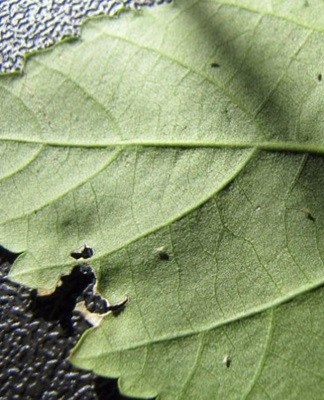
[301,208,316,222]
[155,246,170,261]
[307,212,316,222]
[223,355,231,368]
[210,62,220,68]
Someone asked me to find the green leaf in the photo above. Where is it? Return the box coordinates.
[2,0,324,398]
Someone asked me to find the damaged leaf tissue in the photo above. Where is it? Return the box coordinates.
[0,0,170,399]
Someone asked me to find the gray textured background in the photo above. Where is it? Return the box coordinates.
[0,0,171,73]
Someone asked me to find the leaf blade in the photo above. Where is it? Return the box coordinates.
[3,1,324,399]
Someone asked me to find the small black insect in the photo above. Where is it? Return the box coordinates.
[155,246,170,261]
[301,208,316,222]
[223,354,231,368]
[318,74,322,82]
[210,62,220,68]
[70,244,94,260]
[307,213,316,222]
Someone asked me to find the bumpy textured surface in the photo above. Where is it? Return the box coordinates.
[0,0,171,73]
[0,249,139,400]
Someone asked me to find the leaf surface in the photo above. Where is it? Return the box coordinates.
[2,1,324,398]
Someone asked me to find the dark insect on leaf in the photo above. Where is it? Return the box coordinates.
[223,355,231,368]
[154,246,171,261]
[301,208,316,222]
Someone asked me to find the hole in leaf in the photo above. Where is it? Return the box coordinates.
[70,243,94,260]
[94,376,155,400]
[0,249,143,399]
[32,265,97,336]
[0,245,20,265]
[107,296,129,316]
[32,262,128,334]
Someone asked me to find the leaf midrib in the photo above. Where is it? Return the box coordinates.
[1,137,324,154]
[9,147,257,278]
[2,6,320,154]
[3,0,324,382]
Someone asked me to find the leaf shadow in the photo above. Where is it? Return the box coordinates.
[176,0,311,143]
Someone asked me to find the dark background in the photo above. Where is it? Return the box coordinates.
[0,247,140,399]
[0,1,169,398]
